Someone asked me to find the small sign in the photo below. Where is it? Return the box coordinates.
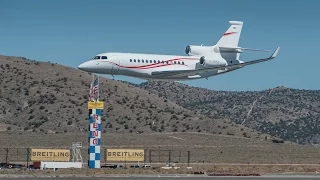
[88,101,104,109]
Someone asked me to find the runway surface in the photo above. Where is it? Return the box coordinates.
[1,175,320,180]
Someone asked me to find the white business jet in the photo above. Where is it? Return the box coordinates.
[77,21,280,81]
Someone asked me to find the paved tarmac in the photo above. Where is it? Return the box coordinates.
[1,175,320,180]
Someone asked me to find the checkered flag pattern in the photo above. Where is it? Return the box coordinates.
[88,108,102,168]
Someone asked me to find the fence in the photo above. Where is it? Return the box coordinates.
[148,149,191,166]
[0,147,191,167]
[102,149,191,167]
[2,146,319,166]
[0,148,31,167]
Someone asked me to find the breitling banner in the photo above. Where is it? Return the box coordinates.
[106,149,144,162]
[31,149,70,161]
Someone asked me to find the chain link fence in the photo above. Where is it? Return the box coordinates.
[0,147,190,168]
[1,146,319,168]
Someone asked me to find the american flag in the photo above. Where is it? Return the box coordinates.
[92,76,99,95]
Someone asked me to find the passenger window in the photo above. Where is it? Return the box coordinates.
[166,61,169,64]
[130,59,132,62]
[142,60,144,63]
[162,61,164,64]
[174,61,176,64]
[134,59,136,62]
[158,60,160,63]
[154,60,156,63]
[146,60,148,63]
[138,59,140,63]
[101,56,108,59]
[182,62,185,65]
[178,61,180,64]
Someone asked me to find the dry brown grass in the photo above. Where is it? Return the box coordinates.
[0,54,268,140]
[138,81,320,144]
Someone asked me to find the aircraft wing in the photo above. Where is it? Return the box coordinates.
[151,47,280,78]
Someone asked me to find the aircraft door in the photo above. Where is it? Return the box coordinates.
[110,56,120,75]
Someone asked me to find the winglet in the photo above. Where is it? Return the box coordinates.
[271,47,280,59]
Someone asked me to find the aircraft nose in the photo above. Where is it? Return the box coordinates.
[77,61,90,71]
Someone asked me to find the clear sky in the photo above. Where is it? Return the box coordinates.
[1,0,319,91]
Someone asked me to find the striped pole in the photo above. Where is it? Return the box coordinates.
[88,107,102,168]
[87,74,103,168]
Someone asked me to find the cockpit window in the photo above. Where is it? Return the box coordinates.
[101,56,108,59]
[93,56,100,59]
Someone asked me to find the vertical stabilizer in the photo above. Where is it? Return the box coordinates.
[216,21,243,47]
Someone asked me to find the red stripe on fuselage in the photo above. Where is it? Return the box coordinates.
[98,57,198,69]
[138,63,188,69]
[108,61,188,69]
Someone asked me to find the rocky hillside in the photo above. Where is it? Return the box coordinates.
[0,55,270,141]
[137,81,320,144]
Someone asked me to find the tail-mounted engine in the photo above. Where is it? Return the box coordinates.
[200,56,205,65]
[185,45,212,56]
[198,56,227,67]
[185,45,227,67]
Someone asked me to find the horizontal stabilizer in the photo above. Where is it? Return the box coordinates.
[219,46,270,52]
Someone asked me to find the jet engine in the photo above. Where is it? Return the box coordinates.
[185,45,212,56]
[198,56,227,67]
[199,56,206,65]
